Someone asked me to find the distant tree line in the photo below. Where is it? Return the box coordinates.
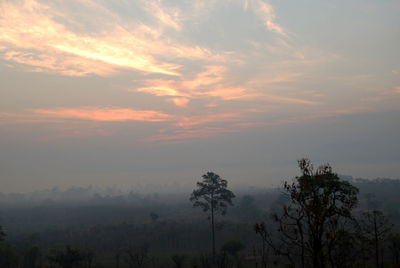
[1,159,400,267]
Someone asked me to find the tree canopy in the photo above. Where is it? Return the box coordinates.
[256,158,359,268]
[190,172,235,260]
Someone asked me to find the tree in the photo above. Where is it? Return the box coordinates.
[256,159,359,268]
[47,245,82,268]
[389,233,400,266]
[23,246,41,268]
[190,172,235,261]
[0,225,5,241]
[360,210,392,268]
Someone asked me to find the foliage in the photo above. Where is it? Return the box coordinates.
[23,245,41,268]
[190,172,235,259]
[47,245,83,268]
[0,171,399,267]
[190,172,235,216]
[0,242,18,268]
[256,158,359,268]
[0,225,5,241]
[360,210,393,268]
[389,232,400,266]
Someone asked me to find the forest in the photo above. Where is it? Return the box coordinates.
[0,160,400,268]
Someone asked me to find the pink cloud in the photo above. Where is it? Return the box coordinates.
[169,98,190,107]
[32,107,170,122]
[0,0,225,77]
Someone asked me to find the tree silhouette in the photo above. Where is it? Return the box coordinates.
[360,210,392,268]
[23,246,40,268]
[0,225,5,241]
[190,172,235,261]
[47,245,82,268]
[256,159,359,268]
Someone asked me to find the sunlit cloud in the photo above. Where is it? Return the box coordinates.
[0,0,225,77]
[3,50,116,76]
[32,107,170,122]
[0,0,396,146]
[181,66,226,89]
[136,64,318,105]
[137,81,185,97]
[141,0,181,31]
[169,98,190,107]
[136,65,256,102]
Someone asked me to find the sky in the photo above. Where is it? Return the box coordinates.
[0,0,399,193]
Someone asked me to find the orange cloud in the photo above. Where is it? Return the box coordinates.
[4,50,115,76]
[137,80,185,97]
[181,66,226,89]
[142,0,181,31]
[136,65,255,103]
[0,0,225,77]
[169,98,190,107]
[32,107,170,122]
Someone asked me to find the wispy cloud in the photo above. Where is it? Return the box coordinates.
[1,0,392,145]
[0,0,224,76]
[141,0,181,31]
[136,65,256,104]
[144,127,238,143]
[32,107,170,122]
[251,0,288,37]
[136,64,318,106]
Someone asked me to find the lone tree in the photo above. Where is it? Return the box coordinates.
[256,158,359,268]
[190,172,235,260]
[360,210,393,268]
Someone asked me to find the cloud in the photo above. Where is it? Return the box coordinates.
[141,0,181,31]
[31,107,171,122]
[169,98,190,107]
[3,50,116,76]
[175,113,241,128]
[136,64,318,105]
[144,127,238,143]
[136,65,256,103]
[251,0,288,37]
[0,0,224,77]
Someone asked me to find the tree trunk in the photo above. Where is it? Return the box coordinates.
[211,194,216,263]
[374,217,379,268]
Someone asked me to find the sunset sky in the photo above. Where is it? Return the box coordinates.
[1,0,399,192]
